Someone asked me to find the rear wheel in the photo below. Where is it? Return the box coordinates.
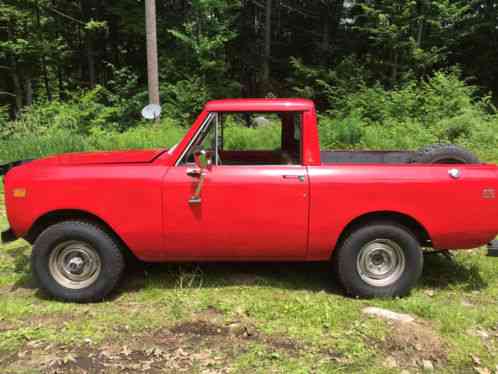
[32,221,125,302]
[333,222,423,298]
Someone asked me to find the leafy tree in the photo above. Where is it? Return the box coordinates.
[351,0,469,85]
[1,0,498,120]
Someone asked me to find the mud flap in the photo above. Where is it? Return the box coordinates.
[487,240,498,257]
[1,228,17,244]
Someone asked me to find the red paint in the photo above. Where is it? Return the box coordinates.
[58,149,163,165]
[4,99,498,262]
[204,98,314,113]
[162,165,308,260]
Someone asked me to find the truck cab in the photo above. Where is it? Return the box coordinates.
[162,99,317,260]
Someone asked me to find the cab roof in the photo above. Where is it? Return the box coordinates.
[204,98,314,112]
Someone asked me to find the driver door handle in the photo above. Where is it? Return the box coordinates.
[282,175,305,182]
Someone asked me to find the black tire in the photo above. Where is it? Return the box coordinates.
[411,144,479,164]
[333,222,423,298]
[31,221,125,302]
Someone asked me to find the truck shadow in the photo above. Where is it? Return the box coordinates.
[2,243,35,291]
[3,246,487,299]
[119,261,344,297]
[117,252,487,297]
[419,252,487,291]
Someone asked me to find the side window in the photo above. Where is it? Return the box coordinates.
[180,111,303,166]
[218,112,303,165]
[181,113,218,164]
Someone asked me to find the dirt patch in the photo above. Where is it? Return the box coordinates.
[5,332,231,374]
[2,317,303,374]
[22,312,76,329]
[0,319,17,333]
[0,284,37,297]
[0,312,75,335]
[0,350,18,369]
[1,306,305,374]
[376,320,448,369]
[195,305,225,323]
[172,318,260,341]
[171,319,229,336]
[263,335,301,353]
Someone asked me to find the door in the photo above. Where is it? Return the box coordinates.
[163,164,309,259]
[162,110,309,260]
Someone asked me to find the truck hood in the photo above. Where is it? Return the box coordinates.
[57,149,164,165]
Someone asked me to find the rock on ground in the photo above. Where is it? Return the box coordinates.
[362,307,415,323]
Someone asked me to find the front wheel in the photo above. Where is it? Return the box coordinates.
[334,222,423,298]
[31,221,125,302]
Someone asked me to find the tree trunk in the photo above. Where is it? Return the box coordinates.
[320,1,344,64]
[41,60,52,100]
[81,0,97,88]
[7,27,23,115]
[262,0,272,89]
[11,66,23,114]
[330,0,344,43]
[321,15,330,52]
[109,18,120,67]
[87,39,96,87]
[145,0,160,106]
[391,50,399,85]
[58,66,65,100]
[416,19,424,48]
[36,0,52,101]
[24,75,33,106]
[53,0,65,100]
[96,0,108,84]
[320,1,332,53]
[78,26,84,83]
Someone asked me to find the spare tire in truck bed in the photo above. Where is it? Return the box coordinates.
[411,144,479,164]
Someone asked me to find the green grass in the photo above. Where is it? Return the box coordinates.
[1,180,498,373]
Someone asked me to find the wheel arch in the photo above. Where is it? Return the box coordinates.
[334,210,431,254]
[25,209,135,259]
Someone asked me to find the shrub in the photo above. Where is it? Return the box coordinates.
[0,118,186,162]
[1,86,132,141]
[316,71,498,162]
[2,70,498,164]
[0,129,87,162]
[160,77,209,124]
[223,121,281,150]
[318,113,364,149]
[87,119,185,150]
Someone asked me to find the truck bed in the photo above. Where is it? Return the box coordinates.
[320,150,415,164]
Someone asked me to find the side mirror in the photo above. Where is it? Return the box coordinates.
[194,149,212,170]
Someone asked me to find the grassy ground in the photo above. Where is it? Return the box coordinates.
[1,182,498,373]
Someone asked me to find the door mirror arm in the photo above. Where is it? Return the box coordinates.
[188,149,213,204]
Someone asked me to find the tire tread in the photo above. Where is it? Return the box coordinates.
[31,220,125,302]
[334,221,423,298]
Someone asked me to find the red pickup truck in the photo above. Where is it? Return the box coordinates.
[2,99,497,302]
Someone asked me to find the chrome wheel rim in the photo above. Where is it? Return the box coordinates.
[48,241,102,289]
[356,239,406,287]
